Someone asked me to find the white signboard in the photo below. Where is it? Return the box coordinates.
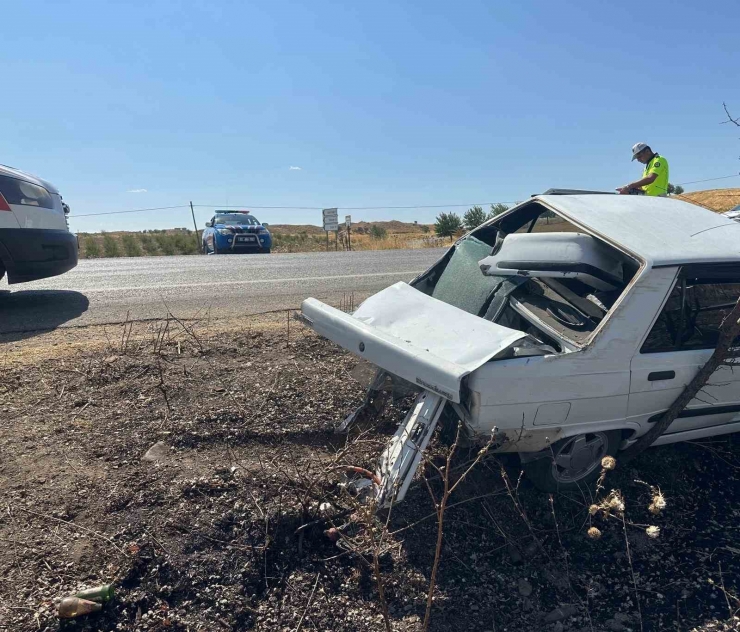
[345,215,351,228]
[322,208,338,231]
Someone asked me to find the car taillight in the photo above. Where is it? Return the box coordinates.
[0,193,11,211]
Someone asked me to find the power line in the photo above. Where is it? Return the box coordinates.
[70,202,516,218]
[336,203,516,210]
[72,205,189,218]
[677,173,740,186]
[192,204,323,210]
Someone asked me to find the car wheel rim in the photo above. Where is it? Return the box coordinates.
[550,432,608,483]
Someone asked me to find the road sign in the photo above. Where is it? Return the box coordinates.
[322,208,338,231]
[345,215,351,228]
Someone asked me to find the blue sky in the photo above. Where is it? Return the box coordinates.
[2,0,738,232]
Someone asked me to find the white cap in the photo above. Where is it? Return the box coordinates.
[631,142,649,160]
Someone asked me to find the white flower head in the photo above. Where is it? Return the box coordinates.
[646,525,661,539]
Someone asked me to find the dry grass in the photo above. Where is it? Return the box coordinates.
[271,221,446,253]
[676,187,740,213]
[346,232,449,250]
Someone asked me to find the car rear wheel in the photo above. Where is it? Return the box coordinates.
[522,430,621,492]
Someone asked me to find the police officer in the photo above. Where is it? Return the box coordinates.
[618,142,669,196]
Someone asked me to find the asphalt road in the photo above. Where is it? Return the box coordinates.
[0,249,446,334]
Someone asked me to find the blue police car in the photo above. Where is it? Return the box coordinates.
[202,210,272,254]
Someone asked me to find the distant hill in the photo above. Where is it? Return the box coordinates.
[677,187,740,213]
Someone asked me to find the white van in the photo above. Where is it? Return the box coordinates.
[0,164,78,283]
[299,194,740,501]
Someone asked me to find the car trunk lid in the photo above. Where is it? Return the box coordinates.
[300,282,527,404]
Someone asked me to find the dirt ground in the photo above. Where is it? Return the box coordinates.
[1,315,739,632]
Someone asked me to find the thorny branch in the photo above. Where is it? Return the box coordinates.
[722,102,740,128]
[421,423,496,631]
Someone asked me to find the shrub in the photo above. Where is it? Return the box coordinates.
[155,234,176,256]
[139,233,159,255]
[369,225,387,240]
[102,233,120,257]
[121,234,142,257]
[83,236,100,258]
[172,232,198,255]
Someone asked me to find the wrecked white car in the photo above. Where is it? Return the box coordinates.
[300,194,740,503]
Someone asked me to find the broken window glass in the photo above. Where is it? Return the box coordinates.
[642,270,740,353]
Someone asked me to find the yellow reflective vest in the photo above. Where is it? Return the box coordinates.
[642,154,669,196]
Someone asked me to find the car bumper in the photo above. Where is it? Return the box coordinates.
[0,228,78,283]
[217,235,271,251]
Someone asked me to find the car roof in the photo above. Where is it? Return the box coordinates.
[533,195,740,267]
[0,164,59,194]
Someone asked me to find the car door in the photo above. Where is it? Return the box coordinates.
[629,264,740,434]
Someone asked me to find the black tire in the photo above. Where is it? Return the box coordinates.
[212,240,219,255]
[261,248,271,254]
[522,430,621,493]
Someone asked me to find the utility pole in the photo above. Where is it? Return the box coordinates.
[189,201,201,253]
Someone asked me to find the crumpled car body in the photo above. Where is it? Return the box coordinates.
[722,205,740,222]
[300,194,740,503]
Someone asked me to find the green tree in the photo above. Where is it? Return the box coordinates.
[83,236,100,258]
[667,183,685,195]
[463,205,487,230]
[121,234,142,257]
[102,233,120,258]
[434,212,463,240]
[488,203,510,219]
[369,224,387,240]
